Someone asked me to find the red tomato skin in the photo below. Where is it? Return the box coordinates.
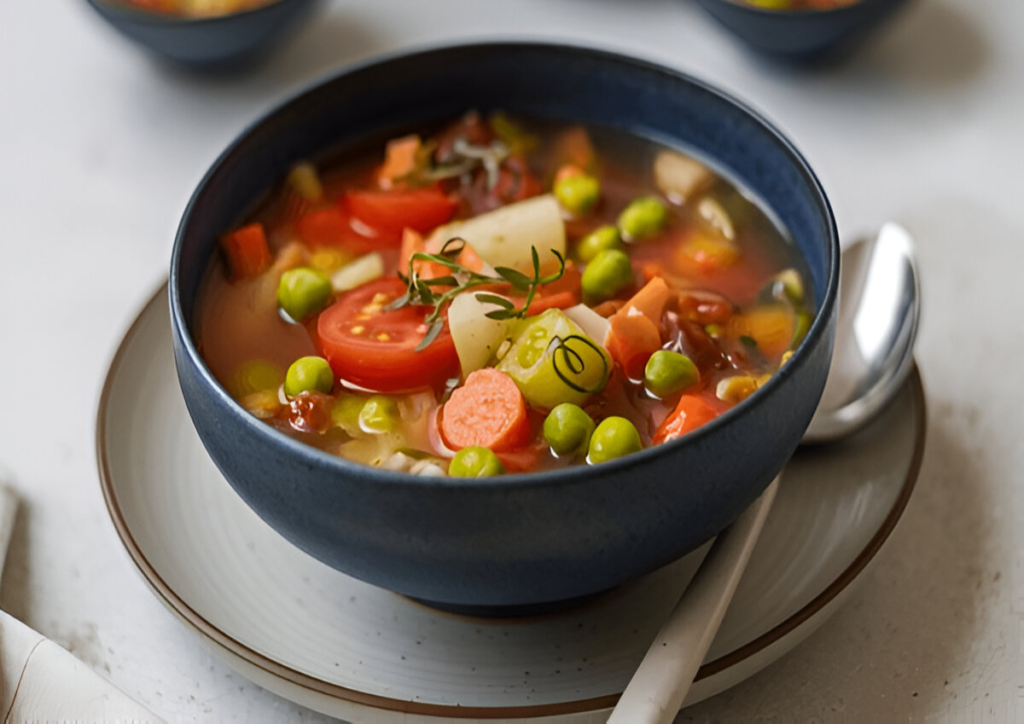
[344,187,457,241]
[294,206,386,253]
[316,278,460,393]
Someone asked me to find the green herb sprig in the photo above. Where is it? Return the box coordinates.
[386,237,565,351]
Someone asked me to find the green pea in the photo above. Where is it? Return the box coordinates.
[554,174,601,216]
[358,395,399,434]
[618,196,667,241]
[581,249,634,303]
[576,225,623,263]
[277,267,331,321]
[331,394,366,434]
[231,359,283,398]
[588,417,643,464]
[644,350,699,398]
[449,446,506,478]
[543,403,596,457]
[284,356,333,397]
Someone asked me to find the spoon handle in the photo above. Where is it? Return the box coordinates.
[608,474,780,724]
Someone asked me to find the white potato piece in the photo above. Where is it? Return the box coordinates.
[697,197,736,240]
[428,194,566,275]
[563,304,611,347]
[654,150,714,204]
[447,291,514,378]
[330,252,384,293]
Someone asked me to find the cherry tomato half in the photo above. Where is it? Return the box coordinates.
[316,277,460,393]
[344,187,457,244]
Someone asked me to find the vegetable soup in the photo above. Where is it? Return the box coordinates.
[195,113,813,477]
[739,0,860,9]
[123,0,276,17]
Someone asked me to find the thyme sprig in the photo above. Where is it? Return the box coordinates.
[386,237,565,351]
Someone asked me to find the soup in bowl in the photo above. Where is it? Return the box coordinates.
[170,42,839,611]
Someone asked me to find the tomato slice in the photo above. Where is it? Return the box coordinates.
[344,187,457,243]
[316,278,460,393]
[294,206,386,254]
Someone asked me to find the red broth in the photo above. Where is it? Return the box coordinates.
[194,113,813,477]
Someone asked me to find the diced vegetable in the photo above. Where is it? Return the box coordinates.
[716,375,762,404]
[644,350,699,398]
[562,304,611,346]
[329,252,385,293]
[581,249,633,303]
[496,309,610,410]
[447,292,514,377]
[774,268,805,304]
[543,403,595,457]
[697,197,735,241]
[677,234,741,274]
[727,305,796,359]
[652,394,721,444]
[653,150,714,203]
[377,134,421,188]
[284,356,334,397]
[588,417,642,464]
[551,126,596,173]
[287,162,323,201]
[277,267,332,321]
[220,223,272,280]
[441,368,530,452]
[604,277,672,378]
[428,194,566,275]
[449,446,506,478]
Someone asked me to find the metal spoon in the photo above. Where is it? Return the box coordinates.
[609,222,922,724]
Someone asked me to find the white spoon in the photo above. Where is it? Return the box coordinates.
[609,222,921,724]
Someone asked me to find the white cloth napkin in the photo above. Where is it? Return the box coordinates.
[0,482,163,722]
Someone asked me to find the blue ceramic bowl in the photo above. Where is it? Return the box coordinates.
[694,0,913,61]
[85,0,318,66]
[170,42,839,612]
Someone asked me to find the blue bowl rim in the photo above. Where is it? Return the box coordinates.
[85,0,297,26]
[169,38,840,492]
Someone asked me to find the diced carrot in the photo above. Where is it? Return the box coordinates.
[400,228,482,280]
[457,242,487,274]
[377,134,421,188]
[603,278,672,378]
[592,299,627,318]
[220,222,272,280]
[620,277,671,321]
[676,235,741,275]
[440,369,531,452]
[606,312,662,380]
[551,126,596,172]
[727,306,795,359]
[526,290,578,316]
[554,163,585,185]
[653,394,722,444]
[496,443,544,473]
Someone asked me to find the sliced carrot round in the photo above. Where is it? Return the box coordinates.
[441,368,531,452]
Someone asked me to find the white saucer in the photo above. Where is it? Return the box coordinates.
[97,286,925,723]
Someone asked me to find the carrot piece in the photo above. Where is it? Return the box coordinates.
[552,126,596,172]
[653,394,722,444]
[377,134,421,188]
[220,223,272,280]
[554,163,585,185]
[496,443,544,473]
[603,277,672,378]
[606,312,662,380]
[526,290,578,316]
[619,276,671,321]
[440,369,531,452]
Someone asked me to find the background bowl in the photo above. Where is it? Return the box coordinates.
[85,0,319,66]
[693,0,913,61]
[170,42,839,613]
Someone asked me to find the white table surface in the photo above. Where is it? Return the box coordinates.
[2,0,1022,721]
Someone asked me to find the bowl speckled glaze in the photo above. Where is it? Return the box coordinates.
[170,42,839,613]
[85,0,319,66]
[694,0,913,61]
